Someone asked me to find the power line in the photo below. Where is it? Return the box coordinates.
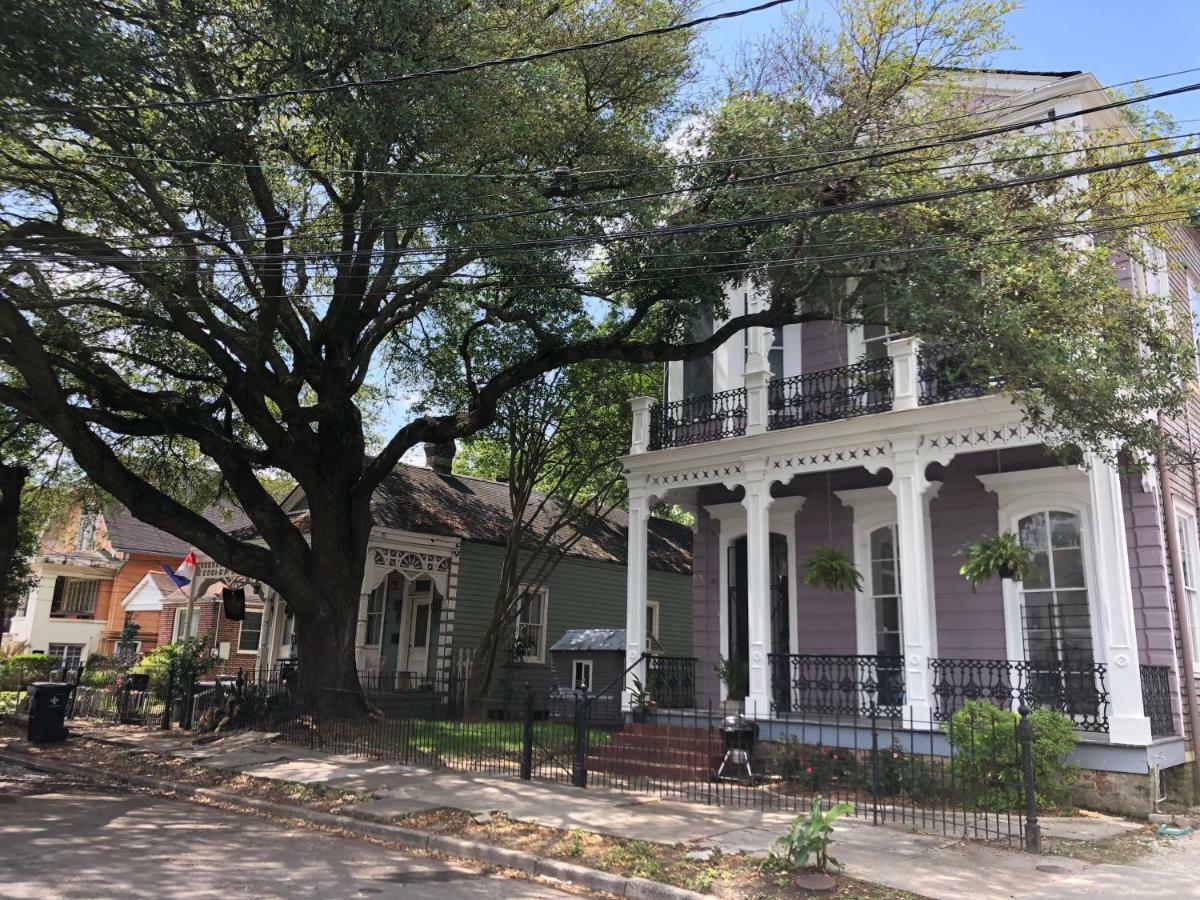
[11,127,1196,258]
[11,0,799,115]
[9,142,1195,268]
[11,208,1194,301]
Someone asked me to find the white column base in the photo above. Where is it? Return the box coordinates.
[1108,715,1153,746]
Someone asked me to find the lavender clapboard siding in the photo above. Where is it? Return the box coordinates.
[692,507,723,705]
[792,486,858,653]
[800,320,850,375]
[1121,473,1176,667]
[929,454,1007,659]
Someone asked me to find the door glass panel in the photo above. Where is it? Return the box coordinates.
[412,604,429,649]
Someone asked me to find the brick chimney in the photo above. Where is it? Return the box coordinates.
[424,441,457,475]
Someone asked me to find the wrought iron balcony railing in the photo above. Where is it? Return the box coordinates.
[930,657,1110,733]
[648,387,746,451]
[768,358,894,430]
[917,343,996,405]
[769,653,905,718]
[646,655,697,709]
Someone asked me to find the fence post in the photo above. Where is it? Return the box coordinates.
[573,695,590,789]
[520,682,535,781]
[1017,705,1041,852]
[182,663,196,730]
[160,660,175,730]
[869,692,881,827]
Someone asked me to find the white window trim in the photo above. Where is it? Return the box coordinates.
[837,485,939,658]
[48,643,85,669]
[1174,502,1200,668]
[573,658,594,692]
[646,600,661,651]
[976,469,1105,664]
[237,610,264,656]
[515,586,549,664]
[173,607,200,642]
[364,584,385,648]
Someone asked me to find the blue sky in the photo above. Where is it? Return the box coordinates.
[699,0,1200,123]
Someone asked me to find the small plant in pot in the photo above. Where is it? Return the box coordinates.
[958,532,1031,587]
[629,675,657,723]
[715,656,749,713]
[803,546,863,593]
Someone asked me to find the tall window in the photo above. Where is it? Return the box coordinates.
[1018,510,1093,666]
[645,601,660,651]
[51,577,99,616]
[682,306,714,400]
[1177,509,1200,666]
[870,525,902,656]
[238,611,263,654]
[573,659,593,691]
[364,585,385,646]
[48,643,83,669]
[515,588,548,663]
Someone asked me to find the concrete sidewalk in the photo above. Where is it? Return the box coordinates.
[75,724,1200,900]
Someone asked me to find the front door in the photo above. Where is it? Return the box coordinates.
[406,596,432,678]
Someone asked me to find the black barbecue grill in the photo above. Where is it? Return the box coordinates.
[714,715,759,783]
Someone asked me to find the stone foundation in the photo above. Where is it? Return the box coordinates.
[1071,768,1153,816]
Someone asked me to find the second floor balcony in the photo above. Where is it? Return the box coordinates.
[639,338,997,453]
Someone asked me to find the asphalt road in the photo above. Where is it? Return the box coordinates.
[0,762,579,899]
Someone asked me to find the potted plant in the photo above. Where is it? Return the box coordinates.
[958,532,1031,587]
[803,546,863,593]
[629,675,657,723]
[715,656,749,714]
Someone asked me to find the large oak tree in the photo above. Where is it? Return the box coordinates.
[0,0,1193,711]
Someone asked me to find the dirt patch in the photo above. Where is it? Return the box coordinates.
[0,727,369,814]
[396,806,919,898]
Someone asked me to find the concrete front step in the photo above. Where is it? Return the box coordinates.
[586,755,715,780]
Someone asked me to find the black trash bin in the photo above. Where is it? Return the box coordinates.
[27,682,72,744]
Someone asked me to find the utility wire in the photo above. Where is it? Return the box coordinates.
[9,142,1195,268]
[11,126,1196,257]
[10,0,799,115]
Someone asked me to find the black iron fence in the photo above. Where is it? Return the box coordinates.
[769,654,906,718]
[930,658,1110,733]
[648,387,746,450]
[251,683,1045,849]
[646,655,696,709]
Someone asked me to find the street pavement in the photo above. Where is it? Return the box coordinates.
[0,762,578,899]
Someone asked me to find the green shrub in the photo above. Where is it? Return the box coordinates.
[946,700,1077,811]
[761,799,854,874]
[0,653,59,689]
[132,632,215,701]
[873,741,938,803]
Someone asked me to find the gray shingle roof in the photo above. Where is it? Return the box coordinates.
[550,628,626,653]
[247,464,692,575]
[102,505,252,557]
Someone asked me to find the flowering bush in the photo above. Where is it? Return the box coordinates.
[772,739,856,790]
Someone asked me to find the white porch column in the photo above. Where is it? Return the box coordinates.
[354,590,370,669]
[630,396,654,455]
[887,336,921,412]
[744,327,772,436]
[742,458,774,717]
[1087,450,1152,745]
[623,486,652,710]
[888,437,937,722]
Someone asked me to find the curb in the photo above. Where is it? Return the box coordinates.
[0,748,703,900]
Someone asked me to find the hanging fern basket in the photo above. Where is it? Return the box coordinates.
[958,532,1031,588]
[803,546,863,593]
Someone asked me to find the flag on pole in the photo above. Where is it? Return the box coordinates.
[162,551,197,588]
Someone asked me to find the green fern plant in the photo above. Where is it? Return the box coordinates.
[761,799,854,874]
[803,546,862,592]
[958,532,1031,587]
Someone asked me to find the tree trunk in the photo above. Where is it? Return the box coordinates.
[294,595,367,717]
[0,463,28,608]
[466,614,509,720]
